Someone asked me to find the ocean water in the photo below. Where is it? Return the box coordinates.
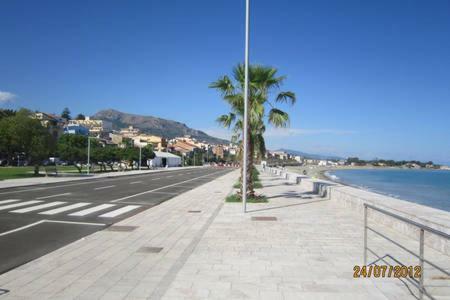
[327,169,450,212]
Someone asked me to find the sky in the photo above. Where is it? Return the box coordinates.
[1,0,449,164]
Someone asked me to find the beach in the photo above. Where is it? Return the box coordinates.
[286,165,376,180]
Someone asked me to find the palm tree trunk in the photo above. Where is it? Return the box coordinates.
[245,125,254,198]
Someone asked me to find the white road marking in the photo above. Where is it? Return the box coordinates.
[39,202,91,215]
[0,199,20,205]
[151,178,161,181]
[166,175,174,178]
[0,220,45,236]
[148,191,180,195]
[11,201,66,213]
[94,185,115,190]
[99,205,140,218]
[69,204,116,216]
[45,220,105,226]
[0,168,209,195]
[129,181,142,184]
[111,171,224,203]
[0,219,105,237]
[36,193,71,200]
[0,200,43,211]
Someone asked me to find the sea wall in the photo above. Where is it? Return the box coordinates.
[263,166,450,256]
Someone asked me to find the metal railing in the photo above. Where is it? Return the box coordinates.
[364,203,450,300]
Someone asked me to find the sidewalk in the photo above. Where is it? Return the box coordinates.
[0,166,203,189]
[1,170,448,299]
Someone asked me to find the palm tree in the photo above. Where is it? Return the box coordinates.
[210,64,296,198]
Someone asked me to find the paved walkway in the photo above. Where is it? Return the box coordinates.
[1,170,449,299]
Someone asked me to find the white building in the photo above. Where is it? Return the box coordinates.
[149,151,182,168]
[294,156,303,163]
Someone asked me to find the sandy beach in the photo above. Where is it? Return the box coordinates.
[286,165,378,181]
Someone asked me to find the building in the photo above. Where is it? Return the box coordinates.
[132,134,167,151]
[64,124,89,136]
[149,151,182,167]
[294,156,303,163]
[119,126,140,138]
[32,112,65,139]
[169,140,198,154]
[212,145,224,159]
[68,117,111,135]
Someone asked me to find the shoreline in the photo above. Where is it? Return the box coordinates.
[286,165,378,181]
[287,165,450,213]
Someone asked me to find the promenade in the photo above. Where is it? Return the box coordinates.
[0,169,448,299]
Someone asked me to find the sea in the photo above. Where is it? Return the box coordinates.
[326,168,450,212]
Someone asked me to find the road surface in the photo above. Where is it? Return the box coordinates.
[0,167,232,274]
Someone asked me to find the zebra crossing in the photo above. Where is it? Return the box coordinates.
[0,199,141,219]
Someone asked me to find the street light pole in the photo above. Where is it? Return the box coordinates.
[87,137,91,175]
[139,145,142,170]
[242,0,250,213]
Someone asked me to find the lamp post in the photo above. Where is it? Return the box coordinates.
[139,145,142,170]
[242,0,250,213]
[87,136,91,175]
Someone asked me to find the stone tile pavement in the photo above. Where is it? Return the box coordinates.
[1,169,449,299]
[0,170,237,299]
[161,172,450,300]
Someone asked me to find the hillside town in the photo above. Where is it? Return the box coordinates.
[32,109,238,167]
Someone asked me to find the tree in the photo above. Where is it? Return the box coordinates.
[0,109,53,174]
[57,134,87,172]
[61,107,71,120]
[210,64,296,198]
[0,109,16,120]
[75,113,85,120]
[141,145,155,167]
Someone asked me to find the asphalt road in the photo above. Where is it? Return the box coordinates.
[0,167,232,274]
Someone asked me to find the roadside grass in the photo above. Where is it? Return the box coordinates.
[225,193,268,203]
[0,167,43,180]
[0,165,110,180]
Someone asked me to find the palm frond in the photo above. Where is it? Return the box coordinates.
[209,76,235,96]
[268,108,290,128]
[276,91,296,105]
[216,113,236,128]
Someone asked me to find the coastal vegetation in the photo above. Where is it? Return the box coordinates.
[210,64,296,200]
[0,109,156,178]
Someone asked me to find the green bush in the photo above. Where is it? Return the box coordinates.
[225,193,268,203]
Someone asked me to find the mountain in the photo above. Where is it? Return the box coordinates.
[92,109,229,145]
[275,148,344,161]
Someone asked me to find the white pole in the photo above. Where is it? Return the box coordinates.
[87,137,90,175]
[139,145,142,170]
[242,0,250,213]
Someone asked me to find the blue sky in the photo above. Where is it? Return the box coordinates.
[1,0,449,164]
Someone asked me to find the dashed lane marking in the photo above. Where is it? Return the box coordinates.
[36,193,71,200]
[94,185,115,190]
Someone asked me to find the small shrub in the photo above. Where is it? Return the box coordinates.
[225,193,268,203]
